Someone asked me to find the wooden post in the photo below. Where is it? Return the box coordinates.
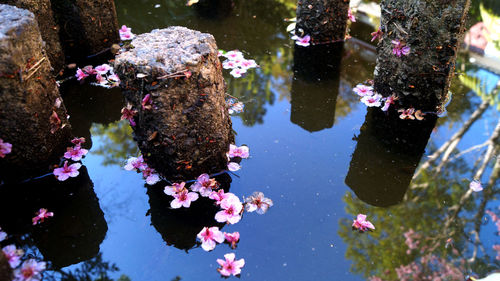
[0,0,65,73]
[50,0,120,62]
[374,0,471,111]
[0,4,71,181]
[295,0,350,44]
[114,26,234,180]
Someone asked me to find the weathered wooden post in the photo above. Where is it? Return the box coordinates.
[374,0,471,111]
[295,0,350,44]
[50,0,120,62]
[0,0,65,73]
[291,43,343,132]
[114,26,233,180]
[0,4,71,181]
[345,108,436,207]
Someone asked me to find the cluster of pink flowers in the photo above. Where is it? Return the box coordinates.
[53,137,87,181]
[352,214,375,232]
[119,25,135,41]
[392,39,410,57]
[124,155,160,185]
[75,64,120,88]
[352,83,397,112]
[164,182,199,208]
[226,98,244,115]
[121,103,138,126]
[398,108,426,120]
[395,255,464,281]
[0,138,12,158]
[291,34,311,47]
[32,208,54,225]
[2,241,46,281]
[219,50,259,78]
[196,227,241,252]
[403,228,421,255]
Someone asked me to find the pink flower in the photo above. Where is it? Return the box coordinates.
[215,194,243,224]
[2,245,23,268]
[32,208,54,225]
[119,25,135,41]
[75,68,88,81]
[14,259,46,281]
[392,39,410,57]
[217,253,245,277]
[223,60,237,69]
[398,108,416,120]
[348,7,356,22]
[64,145,88,161]
[361,94,382,107]
[197,226,225,251]
[124,155,147,171]
[82,65,96,75]
[119,25,131,33]
[353,84,374,97]
[121,104,137,126]
[371,28,383,42]
[224,232,240,249]
[239,59,258,69]
[224,50,244,61]
[171,189,199,208]
[209,189,231,205]
[49,111,61,134]
[381,95,396,112]
[0,138,12,158]
[244,191,273,214]
[191,174,219,197]
[95,74,107,85]
[352,214,375,232]
[142,167,160,185]
[94,64,112,75]
[228,144,249,159]
[71,137,85,146]
[291,35,311,47]
[142,94,153,110]
[227,162,241,172]
[164,182,186,196]
[230,68,246,78]
[469,180,483,192]
[53,161,81,181]
[218,50,224,57]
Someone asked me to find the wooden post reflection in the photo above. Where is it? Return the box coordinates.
[345,108,437,207]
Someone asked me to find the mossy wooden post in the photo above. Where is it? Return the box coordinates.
[50,0,120,62]
[295,0,350,44]
[374,0,471,112]
[0,4,71,181]
[114,26,233,180]
[0,0,64,73]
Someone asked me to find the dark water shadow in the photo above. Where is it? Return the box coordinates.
[61,82,124,150]
[147,173,231,251]
[0,166,108,269]
[345,108,437,207]
[194,0,234,19]
[291,43,344,132]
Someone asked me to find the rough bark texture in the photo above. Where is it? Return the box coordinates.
[345,108,436,207]
[147,174,231,251]
[114,26,233,180]
[291,43,343,132]
[50,0,120,62]
[295,0,350,44]
[0,254,12,281]
[0,0,64,73]
[0,4,71,181]
[374,0,471,112]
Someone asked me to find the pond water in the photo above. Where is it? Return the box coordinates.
[1,0,499,280]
